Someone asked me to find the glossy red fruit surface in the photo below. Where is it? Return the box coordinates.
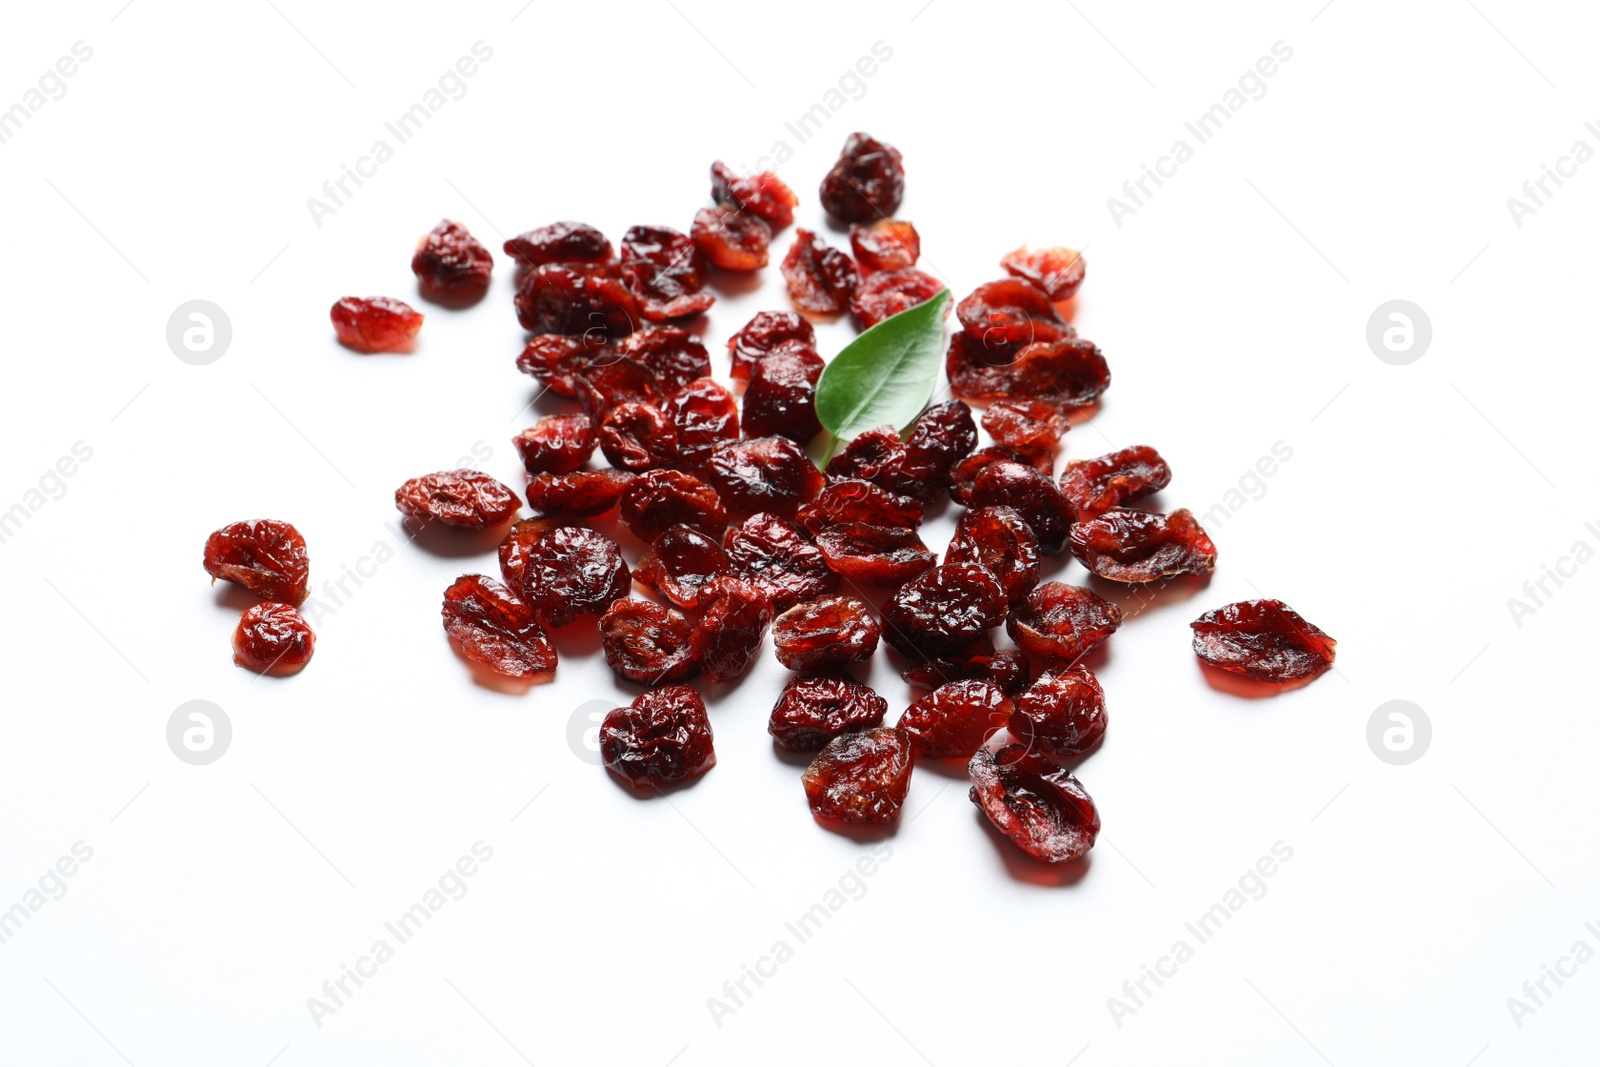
[1007,338,1111,407]
[1190,599,1337,683]
[617,327,711,392]
[956,279,1073,350]
[771,595,881,671]
[711,161,798,227]
[851,268,946,330]
[525,469,634,517]
[797,479,923,535]
[881,564,1008,661]
[1070,508,1217,583]
[1006,582,1121,663]
[599,402,679,471]
[1000,245,1086,302]
[504,221,612,268]
[813,523,936,585]
[600,685,715,790]
[668,377,740,462]
[769,672,888,752]
[948,446,1030,507]
[692,204,771,271]
[781,229,859,316]
[819,132,905,223]
[574,357,666,419]
[233,602,316,675]
[1009,664,1106,757]
[440,575,555,679]
[901,648,1028,696]
[944,505,1040,608]
[695,578,775,683]
[969,744,1100,863]
[204,519,309,604]
[619,224,714,321]
[849,219,920,272]
[700,437,823,519]
[412,219,492,301]
[600,599,700,682]
[824,425,906,486]
[803,727,914,825]
[981,399,1067,468]
[722,512,839,612]
[331,296,423,352]
[969,461,1076,556]
[1059,445,1171,516]
[514,262,639,341]
[395,470,520,530]
[635,525,728,611]
[727,311,816,381]
[897,399,978,499]
[898,679,1011,758]
[741,345,823,443]
[619,470,726,542]
[502,523,631,629]
[516,334,603,395]
[513,414,596,475]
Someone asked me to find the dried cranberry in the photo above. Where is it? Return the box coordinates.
[574,357,666,419]
[948,446,1030,506]
[668,377,740,462]
[1191,600,1337,683]
[1007,582,1121,664]
[803,727,914,825]
[850,219,920,272]
[711,161,798,228]
[797,479,923,535]
[1059,446,1171,516]
[1071,508,1216,584]
[636,525,728,611]
[824,425,906,485]
[769,672,888,752]
[395,470,520,530]
[1000,246,1086,302]
[902,649,1028,696]
[1008,338,1111,407]
[851,269,947,330]
[881,564,1007,661]
[819,133,905,223]
[514,262,638,342]
[516,334,603,395]
[723,512,839,612]
[513,414,596,474]
[204,519,309,604]
[1010,664,1106,757]
[504,221,612,268]
[771,594,881,671]
[956,279,1073,350]
[440,574,555,679]
[897,399,978,499]
[599,402,679,471]
[330,296,423,353]
[982,399,1067,468]
[233,602,316,675]
[600,599,699,683]
[411,219,492,302]
[600,685,715,790]
[619,470,726,542]
[899,680,1011,758]
[525,469,634,517]
[695,578,775,683]
[969,461,1075,556]
[700,437,823,520]
[617,327,711,392]
[814,523,936,585]
[742,346,824,444]
[969,744,1099,863]
[727,311,816,381]
[619,224,714,321]
[692,204,771,271]
[944,505,1040,608]
[501,523,630,629]
[781,229,859,316]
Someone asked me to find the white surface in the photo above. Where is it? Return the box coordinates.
[1,1,1595,1063]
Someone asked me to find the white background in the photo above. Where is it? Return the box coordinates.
[0,1,1595,1063]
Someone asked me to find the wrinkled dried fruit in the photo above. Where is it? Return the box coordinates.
[695,578,775,683]
[1007,582,1121,663]
[1000,245,1086,302]
[814,523,936,585]
[395,470,520,530]
[850,219,920,272]
[902,648,1028,696]
[600,599,699,682]
[1009,664,1106,757]
[516,334,603,394]
[204,519,310,604]
[619,224,714,321]
[668,377,740,462]
[727,311,817,381]
[944,505,1040,607]
[1071,508,1217,583]
[513,414,596,474]
[797,479,923,535]
[881,564,1008,661]
[440,574,555,679]
[782,229,859,316]
[851,268,947,330]
[692,204,771,271]
[504,221,612,268]
[525,469,634,517]
[619,469,726,542]
[896,399,978,499]
[617,327,711,392]
[898,680,1011,758]
[330,296,423,352]
[711,161,798,227]
[772,595,881,671]
[1059,445,1171,516]
[769,672,888,752]
[502,523,631,629]
[824,425,906,485]
[981,399,1067,468]
[233,602,316,675]
[574,356,666,418]
[948,446,1030,506]
[723,512,839,612]
[969,461,1076,556]
[956,279,1073,350]
[969,744,1099,863]
[514,262,638,341]
[1191,599,1337,683]
[819,132,905,223]
[803,727,914,825]
[600,685,715,790]
[741,345,824,443]
[700,436,823,519]
[635,525,728,611]
[412,219,493,301]
[599,402,679,471]
[1008,338,1111,407]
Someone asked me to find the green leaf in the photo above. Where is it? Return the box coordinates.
[814,289,951,464]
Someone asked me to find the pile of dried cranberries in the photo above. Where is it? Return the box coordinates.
[207,133,1336,870]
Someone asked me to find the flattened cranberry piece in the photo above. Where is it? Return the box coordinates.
[636,525,728,611]
[514,262,638,341]
[525,469,633,518]
[902,648,1028,696]
[970,461,1076,556]
[824,425,906,485]
[600,685,715,790]
[711,161,798,228]
[668,377,740,462]
[896,399,978,499]
[797,479,923,535]
[881,564,1007,661]
[851,269,947,330]
[957,279,1073,349]
[772,594,881,671]
[516,334,602,395]
[1059,445,1171,516]
[331,296,423,353]
[899,680,1011,758]
[504,221,612,268]
[1010,664,1106,757]
[617,327,711,392]
[769,672,888,752]
[692,204,771,271]
[727,311,816,381]
[1071,508,1216,583]
[695,577,775,683]
[742,345,823,443]
[575,357,666,419]
[782,229,859,316]
[204,519,309,604]
[700,436,823,519]
[969,744,1099,863]
[600,599,699,682]
[1010,338,1111,407]
[803,727,914,825]
[814,523,936,585]
[723,512,839,611]
[981,399,1067,468]
[504,523,631,629]
[850,219,920,272]
[440,575,555,679]
[945,505,1040,607]
[948,446,1030,506]
[619,224,714,321]
[619,469,726,541]
[513,414,596,474]
[1191,599,1337,683]
[1007,582,1121,664]
[395,470,520,530]
[819,132,905,223]
[1000,245,1086,302]
[233,602,316,675]
[599,402,679,471]
[946,330,1018,401]
[411,219,493,302]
